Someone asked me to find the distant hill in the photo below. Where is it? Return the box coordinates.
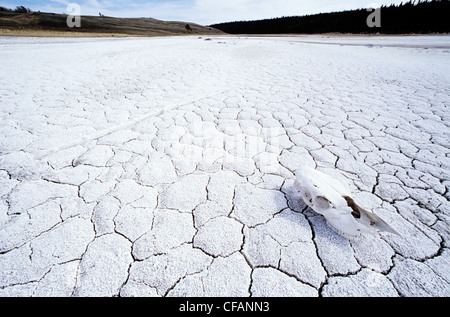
[210,0,450,35]
[0,9,223,37]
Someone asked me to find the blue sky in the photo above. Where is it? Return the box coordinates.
[1,0,405,25]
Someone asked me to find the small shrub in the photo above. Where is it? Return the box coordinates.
[14,6,32,13]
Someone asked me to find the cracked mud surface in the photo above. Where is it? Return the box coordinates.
[0,36,449,297]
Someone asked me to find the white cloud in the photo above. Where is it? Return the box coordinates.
[73,0,192,21]
[191,0,308,24]
[50,0,70,5]
[2,0,408,25]
[188,0,406,25]
[60,0,406,25]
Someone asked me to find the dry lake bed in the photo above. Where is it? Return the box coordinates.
[0,35,449,296]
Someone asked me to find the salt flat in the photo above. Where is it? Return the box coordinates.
[0,35,449,297]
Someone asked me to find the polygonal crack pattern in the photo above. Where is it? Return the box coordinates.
[0,36,449,297]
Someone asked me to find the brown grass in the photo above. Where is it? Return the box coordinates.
[0,11,224,37]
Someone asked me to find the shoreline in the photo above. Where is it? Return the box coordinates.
[1,28,448,38]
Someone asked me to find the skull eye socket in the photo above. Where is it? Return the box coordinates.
[315,196,331,209]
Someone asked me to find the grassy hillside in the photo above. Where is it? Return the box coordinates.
[0,9,223,37]
[211,0,450,34]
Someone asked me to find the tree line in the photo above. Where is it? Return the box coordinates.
[210,0,449,34]
[0,6,32,13]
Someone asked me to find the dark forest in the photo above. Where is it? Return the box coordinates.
[210,0,449,34]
